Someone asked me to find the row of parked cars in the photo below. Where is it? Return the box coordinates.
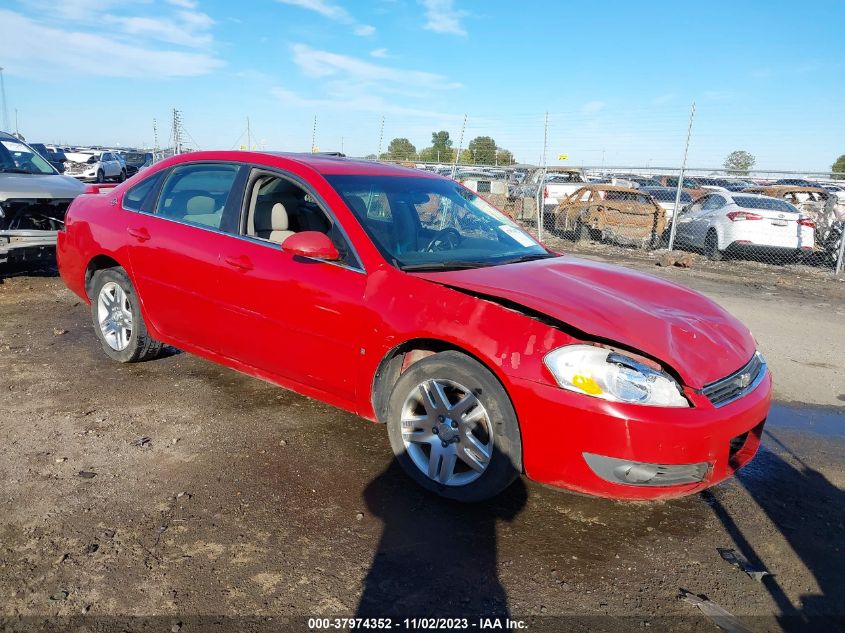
[447,166,845,265]
[27,142,155,182]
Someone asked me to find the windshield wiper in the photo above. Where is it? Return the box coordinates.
[0,167,34,174]
[399,260,496,272]
[496,253,557,265]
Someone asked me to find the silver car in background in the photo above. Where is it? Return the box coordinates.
[0,132,86,265]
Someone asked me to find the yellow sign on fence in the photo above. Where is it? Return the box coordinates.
[558,154,569,160]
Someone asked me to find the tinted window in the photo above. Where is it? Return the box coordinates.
[644,189,692,202]
[155,163,241,229]
[123,172,164,212]
[702,195,725,210]
[733,196,798,212]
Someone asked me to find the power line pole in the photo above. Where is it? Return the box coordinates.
[450,114,467,179]
[172,108,183,154]
[667,102,696,251]
[377,115,385,159]
[152,118,159,151]
[246,117,251,150]
[537,111,549,243]
[340,136,344,155]
[0,67,8,132]
[311,115,317,153]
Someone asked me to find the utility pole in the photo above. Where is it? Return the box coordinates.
[537,111,549,243]
[0,67,8,132]
[15,108,19,138]
[377,115,385,159]
[450,114,467,179]
[246,117,251,150]
[152,118,159,151]
[667,102,696,251]
[172,108,183,154]
[341,136,344,155]
[311,115,317,153]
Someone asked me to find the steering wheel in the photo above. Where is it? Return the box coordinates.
[423,227,462,252]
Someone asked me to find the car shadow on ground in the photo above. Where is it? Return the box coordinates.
[702,430,845,632]
[0,261,60,281]
[355,454,527,619]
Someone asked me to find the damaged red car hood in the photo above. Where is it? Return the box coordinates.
[413,256,756,388]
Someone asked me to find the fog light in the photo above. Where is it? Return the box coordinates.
[583,453,710,487]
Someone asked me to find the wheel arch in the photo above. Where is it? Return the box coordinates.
[370,337,517,428]
[84,254,125,300]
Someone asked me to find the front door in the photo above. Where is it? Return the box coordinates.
[214,169,368,402]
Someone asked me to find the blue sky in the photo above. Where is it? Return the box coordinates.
[0,0,842,170]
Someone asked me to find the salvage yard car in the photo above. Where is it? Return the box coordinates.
[510,167,588,226]
[64,150,126,183]
[554,184,667,247]
[1,131,86,264]
[57,151,771,502]
[672,191,815,261]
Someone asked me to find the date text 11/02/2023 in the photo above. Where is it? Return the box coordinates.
[307,617,528,629]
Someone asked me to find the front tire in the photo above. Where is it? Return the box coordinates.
[96,170,105,184]
[385,351,522,502]
[90,267,162,363]
[118,169,126,182]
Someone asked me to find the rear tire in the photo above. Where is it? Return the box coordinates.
[96,170,105,184]
[576,220,590,242]
[118,169,126,182]
[90,267,162,363]
[385,351,522,502]
[704,229,723,261]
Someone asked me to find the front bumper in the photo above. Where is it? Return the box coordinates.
[0,231,59,264]
[510,370,771,500]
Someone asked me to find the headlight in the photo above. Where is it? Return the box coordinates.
[543,345,689,407]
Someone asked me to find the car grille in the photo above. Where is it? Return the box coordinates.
[702,353,766,408]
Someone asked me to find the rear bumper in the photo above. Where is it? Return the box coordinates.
[510,371,771,500]
[723,223,814,251]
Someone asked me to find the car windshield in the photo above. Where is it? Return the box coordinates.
[326,175,552,271]
[0,139,56,175]
[733,196,798,212]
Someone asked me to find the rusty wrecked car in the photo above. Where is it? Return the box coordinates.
[553,184,667,248]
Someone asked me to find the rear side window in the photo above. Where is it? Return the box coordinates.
[123,172,163,212]
[155,164,240,229]
[733,196,798,212]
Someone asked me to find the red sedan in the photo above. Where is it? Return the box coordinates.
[57,152,771,502]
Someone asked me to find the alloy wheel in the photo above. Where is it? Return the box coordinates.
[97,281,133,351]
[400,378,493,486]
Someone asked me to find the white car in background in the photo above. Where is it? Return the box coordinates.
[63,150,126,183]
[672,192,814,260]
[639,186,693,221]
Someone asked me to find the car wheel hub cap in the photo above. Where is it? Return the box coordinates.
[400,378,493,487]
[97,282,133,351]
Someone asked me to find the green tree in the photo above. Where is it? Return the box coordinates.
[496,149,514,165]
[723,150,756,175]
[832,154,845,179]
[458,148,473,163]
[386,137,416,160]
[467,136,497,165]
[418,144,453,163]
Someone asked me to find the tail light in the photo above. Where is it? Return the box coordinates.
[798,218,815,228]
[726,211,763,221]
[543,185,549,199]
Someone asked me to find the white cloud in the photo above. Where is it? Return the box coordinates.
[419,0,467,36]
[0,9,223,78]
[103,11,215,48]
[276,0,376,36]
[370,48,389,58]
[166,0,199,7]
[582,100,606,114]
[291,43,460,92]
[271,86,454,119]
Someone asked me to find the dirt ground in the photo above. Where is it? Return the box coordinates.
[1,255,843,633]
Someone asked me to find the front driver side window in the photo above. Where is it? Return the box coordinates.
[155,163,240,229]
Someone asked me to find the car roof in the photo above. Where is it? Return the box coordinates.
[157,150,439,178]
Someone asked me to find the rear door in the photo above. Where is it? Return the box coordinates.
[673,196,706,246]
[123,162,248,351]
